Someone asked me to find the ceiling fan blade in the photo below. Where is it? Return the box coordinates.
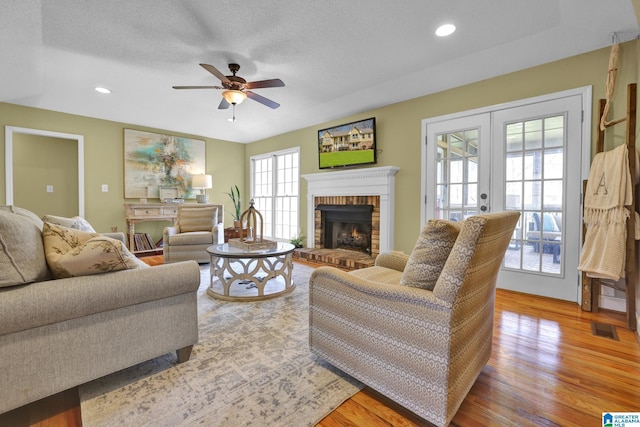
[200,63,231,84]
[172,85,223,89]
[246,91,280,109]
[218,98,230,109]
[245,78,285,89]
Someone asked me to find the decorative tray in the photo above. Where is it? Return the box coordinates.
[228,238,277,251]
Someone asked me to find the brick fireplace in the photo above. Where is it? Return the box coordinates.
[314,197,379,257]
[300,166,399,269]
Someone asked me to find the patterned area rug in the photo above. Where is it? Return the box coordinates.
[79,262,363,426]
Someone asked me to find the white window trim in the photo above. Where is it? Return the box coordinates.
[250,146,301,241]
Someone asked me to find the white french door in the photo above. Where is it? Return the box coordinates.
[424,114,492,222]
[423,88,590,302]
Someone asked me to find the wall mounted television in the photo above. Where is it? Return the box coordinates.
[318,117,376,169]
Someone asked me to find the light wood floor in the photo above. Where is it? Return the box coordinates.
[2,257,638,427]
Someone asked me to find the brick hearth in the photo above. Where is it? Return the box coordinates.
[293,248,374,270]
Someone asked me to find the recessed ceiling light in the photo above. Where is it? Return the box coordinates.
[435,24,456,37]
[94,86,112,94]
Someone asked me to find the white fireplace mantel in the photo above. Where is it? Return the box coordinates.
[302,166,400,253]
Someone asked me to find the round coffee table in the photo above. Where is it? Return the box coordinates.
[207,242,295,301]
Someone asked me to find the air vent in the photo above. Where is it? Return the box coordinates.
[591,322,619,340]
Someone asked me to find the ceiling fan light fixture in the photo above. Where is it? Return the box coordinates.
[222,89,247,105]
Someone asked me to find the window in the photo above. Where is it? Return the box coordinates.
[435,129,479,221]
[251,147,300,241]
[503,114,564,274]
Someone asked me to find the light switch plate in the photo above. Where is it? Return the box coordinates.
[101,184,109,192]
[46,185,53,193]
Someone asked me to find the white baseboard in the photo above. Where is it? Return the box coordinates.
[598,295,626,312]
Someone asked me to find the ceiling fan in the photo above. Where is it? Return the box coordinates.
[172,63,284,110]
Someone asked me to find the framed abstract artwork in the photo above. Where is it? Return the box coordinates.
[123,129,205,199]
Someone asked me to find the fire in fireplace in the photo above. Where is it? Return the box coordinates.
[316,204,373,254]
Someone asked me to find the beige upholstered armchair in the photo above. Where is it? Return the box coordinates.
[309,211,519,427]
[163,204,224,263]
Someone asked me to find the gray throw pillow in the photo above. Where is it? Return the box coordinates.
[42,214,96,232]
[400,219,461,291]
[0,208,50,287]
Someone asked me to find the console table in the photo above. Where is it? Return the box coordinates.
[124,203,180,254]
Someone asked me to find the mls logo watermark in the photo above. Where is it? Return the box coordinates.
[603,412,640,427]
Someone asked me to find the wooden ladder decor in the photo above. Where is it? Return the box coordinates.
[581,82,637,331]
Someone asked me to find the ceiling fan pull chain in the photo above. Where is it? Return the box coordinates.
[228,104,237,122]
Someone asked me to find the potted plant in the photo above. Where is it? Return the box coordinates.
[225,185,242,228]
[289,233,306,248]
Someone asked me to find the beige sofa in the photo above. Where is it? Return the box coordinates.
[309,212,519,427]
[0,206,201,414]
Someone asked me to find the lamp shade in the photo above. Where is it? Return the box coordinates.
[222,90,247,105]
[192,174,212,189]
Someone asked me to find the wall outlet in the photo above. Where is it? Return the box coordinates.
[101,184,109,192]
[46,185,53,193]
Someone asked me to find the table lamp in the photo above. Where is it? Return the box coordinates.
[192,174,212,203]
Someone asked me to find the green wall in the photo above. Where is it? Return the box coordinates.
[0,105,246,241]
[13,134,78,218]
[247,40,640,254]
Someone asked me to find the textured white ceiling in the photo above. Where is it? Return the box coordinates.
[1,0,639,143]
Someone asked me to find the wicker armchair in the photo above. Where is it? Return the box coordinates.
[309,211,519,427]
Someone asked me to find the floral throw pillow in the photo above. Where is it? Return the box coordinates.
[42,222,145,279]
[400,219,462,291]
